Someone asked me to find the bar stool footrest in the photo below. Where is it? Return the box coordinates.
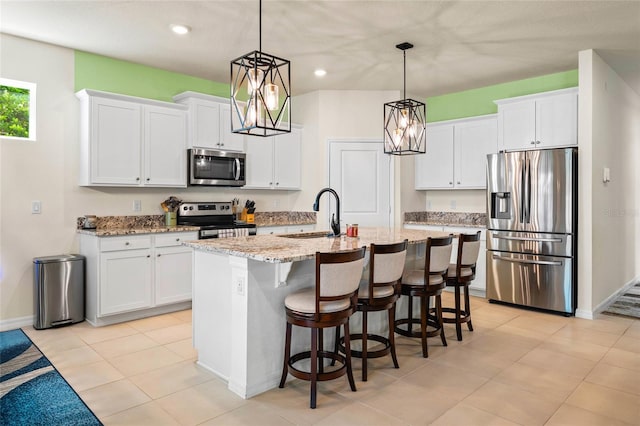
[338,333,392,359]
[394,317,442,338]
[287,350,348,382]
[441,307,471,324]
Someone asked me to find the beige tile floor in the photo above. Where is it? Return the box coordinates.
[22,293,640,425]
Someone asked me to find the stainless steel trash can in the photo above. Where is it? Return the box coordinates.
[33,254,85,329]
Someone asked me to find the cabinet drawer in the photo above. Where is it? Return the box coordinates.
[100,235,152,252]
[155,232,199,247]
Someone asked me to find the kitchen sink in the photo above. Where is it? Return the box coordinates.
[279,231,336,239]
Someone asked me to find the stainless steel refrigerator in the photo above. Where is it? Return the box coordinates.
[486,147,577,315]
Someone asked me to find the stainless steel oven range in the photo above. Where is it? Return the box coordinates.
[177,202,257,239]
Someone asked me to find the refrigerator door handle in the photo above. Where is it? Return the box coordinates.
[524,158,531,223]
[519,162,526,223]
[493,234,563,243]
[491,254,563,267]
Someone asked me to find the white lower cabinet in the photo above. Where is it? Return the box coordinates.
[80,231,198,325]
[404,223,486,296]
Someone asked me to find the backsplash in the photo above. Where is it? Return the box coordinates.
[404,211,487,227]
[77,215,165,230]
[253,212,316,227]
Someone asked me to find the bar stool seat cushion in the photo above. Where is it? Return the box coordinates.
[447,264,473,279]
[284,288,351,314]
[402,270,444,286]
[358,280,395,299]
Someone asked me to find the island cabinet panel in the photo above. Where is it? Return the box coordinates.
[415,115,497,190]
[495,87,578,151]
[173,92,245,152]
[77,89,187,187]
[80,231,197,326]
[245,126,302,190]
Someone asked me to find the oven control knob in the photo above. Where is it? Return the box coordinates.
[189,206,194,210]
[183,206,188,210]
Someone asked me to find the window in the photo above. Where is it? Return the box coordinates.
[0,78,37,141]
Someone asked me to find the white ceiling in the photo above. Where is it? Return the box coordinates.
[2,0,640,97]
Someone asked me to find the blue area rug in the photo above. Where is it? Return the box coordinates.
[0,329,102,426]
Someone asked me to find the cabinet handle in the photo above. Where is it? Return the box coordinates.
[449,182,453,185]
[530,141,536,145]
[457,181,460,184]
[176,238,180,242]
[536,141,541,145]
[221,143,224,146]
[157,254,161,257]
[269,182,272,185]
[136,177,140,181]
[147,255,151,258]
[276,182,279,186]
[146,178,150,182]
[125,242,130,246]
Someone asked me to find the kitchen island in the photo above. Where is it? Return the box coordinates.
[184,227,448,399]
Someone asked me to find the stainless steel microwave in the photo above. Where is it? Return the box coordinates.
[188,148,246,187]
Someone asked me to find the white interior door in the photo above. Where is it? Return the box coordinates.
[329,140,392,229]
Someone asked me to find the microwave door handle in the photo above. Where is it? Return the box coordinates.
[233,158,241,181]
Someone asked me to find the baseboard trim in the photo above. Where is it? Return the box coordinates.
[593,276,640,317]
[0,315,35,332]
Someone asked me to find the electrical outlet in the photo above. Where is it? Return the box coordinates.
[235,277,245,295]
[31,201,41,214]
[274,199,280,208]
[450,200,457,210]
[133,200,142,212]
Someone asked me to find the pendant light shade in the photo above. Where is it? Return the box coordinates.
[384,42,426,155]
[231,0,291,137]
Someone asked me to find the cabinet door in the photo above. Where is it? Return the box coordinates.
[155,246,193,305]
[219,103,245,152]
[256,226,288,235]
[273,128,301,189]
[454,117,497,189]
[144,106,187,187]
[498,100,536,151]
[190,99,220,149]
[90,97,142,185]
[99,249,152,316]
[535,92,578,147]
[415,124,454,189]
[245,137,274,188]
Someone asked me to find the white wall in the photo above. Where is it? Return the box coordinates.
[424,190,485,213]
[577,49,640,317]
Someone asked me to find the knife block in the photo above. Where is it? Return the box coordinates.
[240,208,248,222]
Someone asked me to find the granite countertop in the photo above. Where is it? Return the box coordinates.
[404,211,487,228]
[183,227,449,263]
[76,215,199,236]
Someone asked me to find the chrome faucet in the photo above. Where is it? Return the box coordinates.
[313,188,341,236]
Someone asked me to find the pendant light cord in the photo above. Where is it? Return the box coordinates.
[403,49,406,100]
[259,0,262,52]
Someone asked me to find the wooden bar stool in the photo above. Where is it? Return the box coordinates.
[394,235,453,358]
[278,247,366,409]
[443,231,481,341]
[335,240,408,381]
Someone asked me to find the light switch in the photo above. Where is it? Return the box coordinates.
[31,201,41,214]
[603,167,611,183]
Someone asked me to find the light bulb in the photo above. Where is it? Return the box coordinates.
[265,83,279,111]
[408,120,417,138]
[245,100,261,127]
[247,68,264,96]
[399,109,409,129]
[393,128,404,149]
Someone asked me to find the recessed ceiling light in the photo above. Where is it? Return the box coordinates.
[314,69,327,77]
[170,24,191,35]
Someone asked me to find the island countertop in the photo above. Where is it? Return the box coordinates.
[183,227,449,263]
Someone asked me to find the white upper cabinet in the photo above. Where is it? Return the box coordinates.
[415,124,454,189]
[245,126,302,190]
[77,89,187,187]
[415,115,497,190]
[495,87,578,151]
[173,91,245,152]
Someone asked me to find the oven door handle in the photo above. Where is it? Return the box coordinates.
[492,254,563,266]
[233,158,241,181]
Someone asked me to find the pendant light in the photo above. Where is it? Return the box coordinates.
[384,42,426,155]
[230,0,291,136]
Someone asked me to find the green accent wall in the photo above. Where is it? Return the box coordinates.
[426,69,578,123]
[74,51,229,102]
